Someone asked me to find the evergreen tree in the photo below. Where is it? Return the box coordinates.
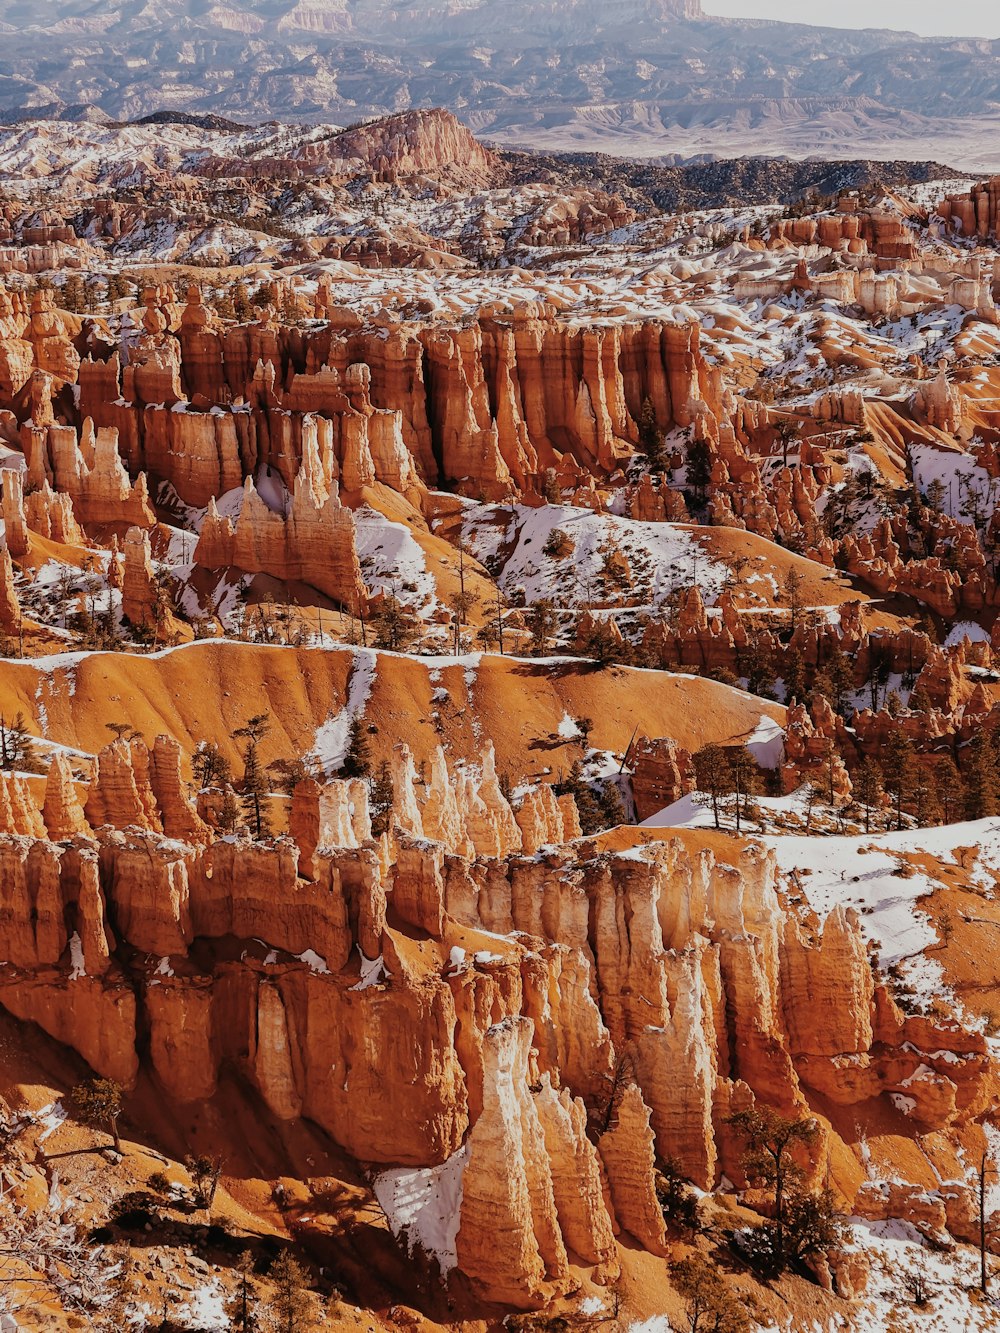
[727,1104,818,1260]
[580,617,621,665]
[782,644,807,704]
[554,761,601,835]
[217,787,240,834]
[368,759,394,836]
[541,468,561,504]
[853,757,883,834]
[225,1251,259,1333]
[193,740,231,789]
[186,1152,223,1208]
[232,281,254,322]
[685,437,712,503]
[964,731,999,820]
[742,631,775,699]
[913,766,942,827]
[0,712,41,772]
[597,780,626,830]
[813,642,853,716]
[729,744,760,833]
[655,1158,702,1235]
[637,395,666,471]
[694,743,729,829]
[670,1254,753,1333]
[782,569,805,635]
[371,594,420,651]
[341,714,372,779]
[882,732,915,830]
[61,274,86,314]
[232,713,272,840]
[525,599,557,655]
[937,755,964,824]
[70,1077,125,1152]
[774,417,797,468]
[267,1252,314,1333]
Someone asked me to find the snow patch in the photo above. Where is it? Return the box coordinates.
[351,951,389,991]
[308,647,377,776]
[373,1144,469,1275]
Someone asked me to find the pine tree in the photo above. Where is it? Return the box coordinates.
[685,437,712,503]
[61,274,86,314]
[193,740,231,789]
[368,759,394,836]
[341,715,372,779]
[0,711,41,771]
[525,599,557,655]
[782,644,807,704]
[232,713,272,840]
[882,732,914,830]
[782,569,805,635]
[813,642,853,715]
[70,1077,125,1152]
[267,1252,314,1333]
[637,395,666,471]
[913,766,942,827]
[671,1254,753,1333]
[371,594,420,651]
[853,757,883,833]
[597,781,627,830]
[964,731,999,820]
[217,787,240,834]
[774,417,797,468]
[554,761,602,835]
[729,744,760,834]
[937,755,964,824]
[727,1104,818,1261]
[694,743,730,829]
[233,281,254,322]
[226,1251,259,1333]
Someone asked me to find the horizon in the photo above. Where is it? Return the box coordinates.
[705,0,998,39]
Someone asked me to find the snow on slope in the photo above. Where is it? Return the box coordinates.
[308,647,377,775]
[773,820,1000,994]
[355,506,438,611]
[642,805,1000,1005]
[462,503,729,609]
[910,441,997,522]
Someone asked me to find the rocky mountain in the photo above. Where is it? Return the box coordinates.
[0,0,998,166]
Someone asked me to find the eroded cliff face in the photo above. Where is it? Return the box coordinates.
[31,294,720,507]
[0,732,990,1308]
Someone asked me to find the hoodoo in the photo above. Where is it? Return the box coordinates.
[0,34,999,1331]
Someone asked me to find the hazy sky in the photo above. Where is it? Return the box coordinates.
[705,0,998,38]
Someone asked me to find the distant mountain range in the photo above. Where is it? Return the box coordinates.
[0,0,998,168]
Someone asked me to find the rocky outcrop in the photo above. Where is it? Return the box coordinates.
[199,109,500,189]
[194,457,367,614]
[598,1084,669,1255]
[0,544,20,630]
[42,754,91,840]
[937,178,1000,242]
[455,1018,570,1308]
[0,778,989,1302]
[121,526,158,626]
[48,420,156,529]
[289,776,372,877]
[631,736,695,821]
